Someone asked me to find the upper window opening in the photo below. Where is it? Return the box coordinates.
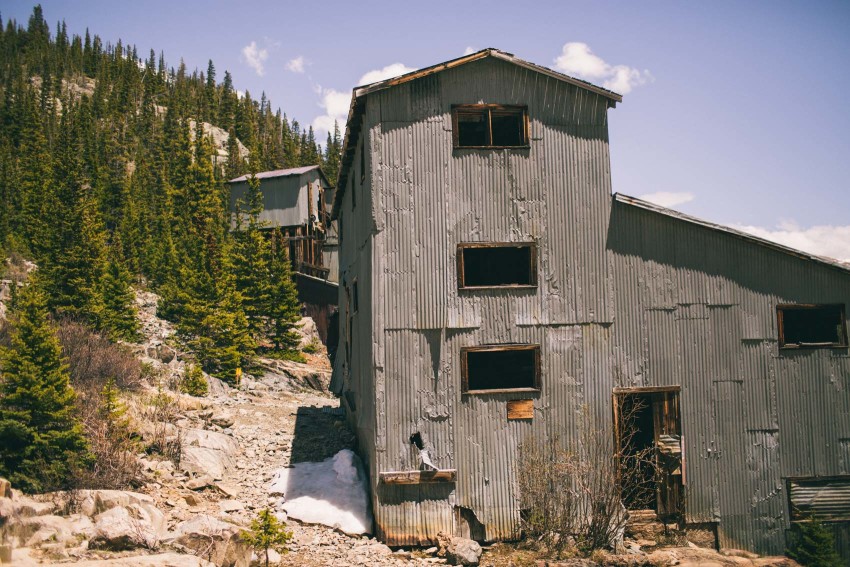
[453,105,528,148]
[360,144,366,184]
[461,345,540,394]
[352,280,359,314]
[777,304,847,349]
[457,243,537,289]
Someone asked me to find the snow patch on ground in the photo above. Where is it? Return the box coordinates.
[269,449,372,535]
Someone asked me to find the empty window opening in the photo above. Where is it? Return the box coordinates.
[778,304,847,349]
[461,345,540,393]
[452,105,528,148]
[352,280,359,313]
[458,243,536,289]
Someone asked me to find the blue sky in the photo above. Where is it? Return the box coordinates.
[4,1,850,260]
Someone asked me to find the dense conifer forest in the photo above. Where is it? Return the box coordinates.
[0,4,343,362]
[0,6,341,489]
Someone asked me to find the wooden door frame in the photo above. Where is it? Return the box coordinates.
[612,386,683,518]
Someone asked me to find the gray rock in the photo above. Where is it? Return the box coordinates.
[89,503,165,551]
[219,499,245,513]
[250,548,282,566]
[186,475,214,490]
[69,552,216,566]
[170,515,251,567]
[444,536,482,566]
[77,489,158,517]
[211,410,235,428]
[181,447,232,480]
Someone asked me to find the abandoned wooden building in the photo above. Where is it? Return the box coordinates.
[228,165,338,339]
[328,48,850,558]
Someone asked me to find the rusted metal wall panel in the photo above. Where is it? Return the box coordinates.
[608,200,850,556]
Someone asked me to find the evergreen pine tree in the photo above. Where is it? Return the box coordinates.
[267,230,302,353]
[0,282,90,492]
[787,518,842,567]
[231,174,272,341]
[99,238,139,342]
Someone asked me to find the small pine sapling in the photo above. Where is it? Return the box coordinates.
[244,508,292,567]
[180,364,209,397]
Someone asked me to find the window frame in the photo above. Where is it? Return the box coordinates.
[456,242,538,291]
[460,344,541,395]
[776,303,848,350]
[451,104,530,149]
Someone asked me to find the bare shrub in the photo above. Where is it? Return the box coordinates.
[57,319,143,392]
[517,404,657,557]
[55,320,144,489]
[138,385,182,465]
[74,379,143,489]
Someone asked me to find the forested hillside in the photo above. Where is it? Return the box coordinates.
[0,6,342,492]
[0,5,342,364]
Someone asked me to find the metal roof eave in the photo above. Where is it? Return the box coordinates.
[614,193,850,274]
[228,165,331,187]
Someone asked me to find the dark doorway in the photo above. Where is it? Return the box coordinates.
[614,388,683,519]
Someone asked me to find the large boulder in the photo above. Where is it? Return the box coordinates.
[76,489,158,517]
[170,514,251,567]
[180,429,239,480]
[438,532,482,566]
[295,317,321,348]
[89,503,165,551]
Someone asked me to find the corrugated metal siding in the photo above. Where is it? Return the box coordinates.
[789,478,850,521]
[608,201,850,556]
[228,170,320,228]
[367,57,618,544]
[340,53,850,560]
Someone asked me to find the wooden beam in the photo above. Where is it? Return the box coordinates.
[379,469,457,485]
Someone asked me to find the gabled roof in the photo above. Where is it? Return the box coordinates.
[352,48,623,103]
[332,48,622,219]
[614,193,850,274]
[228,165,330,187]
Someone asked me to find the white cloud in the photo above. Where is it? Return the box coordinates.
[242,41,269,76]
[463,46,477,56]
[286,56,306,73]
[639,191,695,208]
[554,42,652,95]
[732,221,850,263]
[311,87,351,135]
[311,62,418,135]
[357,63,416,86]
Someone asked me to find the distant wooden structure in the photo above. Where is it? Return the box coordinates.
[228,165,338,341]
